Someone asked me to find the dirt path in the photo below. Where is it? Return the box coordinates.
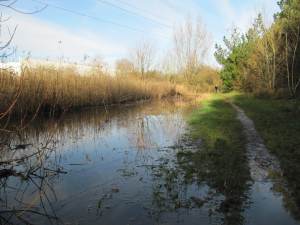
[230,102,282,182]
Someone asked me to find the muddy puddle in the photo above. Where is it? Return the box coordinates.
[0,100,299,225]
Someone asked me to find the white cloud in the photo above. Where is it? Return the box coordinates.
[212,0,279,33]
[4,12,126,63]
[1,0,280,68]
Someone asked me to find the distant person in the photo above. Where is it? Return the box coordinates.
[215,85,219,93]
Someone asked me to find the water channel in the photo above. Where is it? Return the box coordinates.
[0,100,299,225]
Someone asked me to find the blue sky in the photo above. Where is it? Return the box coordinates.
[3,0,280,67]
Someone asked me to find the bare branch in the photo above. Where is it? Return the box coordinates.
[0,0,48,15]
[0,25,17,51]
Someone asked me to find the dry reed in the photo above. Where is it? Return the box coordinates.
[0,64,181,117]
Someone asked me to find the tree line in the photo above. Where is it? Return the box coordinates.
[215,0,300,98]
[115,17,220,93]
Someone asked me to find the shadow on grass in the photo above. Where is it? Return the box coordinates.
[149,96,251,225]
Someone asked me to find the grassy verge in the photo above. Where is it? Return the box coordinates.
[178,94,250,224]
[189,94,244,148]
[231,93,300,209]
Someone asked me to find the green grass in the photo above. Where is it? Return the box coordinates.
[231,93,300,210]
[179,94,250,224]
[189,94,244,148]
[175,92,300,221]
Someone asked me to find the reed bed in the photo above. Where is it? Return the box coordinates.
[0,64,181,117]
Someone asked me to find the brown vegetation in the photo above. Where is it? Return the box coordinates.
[0,16,219,126]
[0,64,181,118]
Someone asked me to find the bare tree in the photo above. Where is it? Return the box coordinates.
[285,25,300,97]
[173,17,210,81]
[253,14,281,93]
[262,30,276,91]
[0,0,47,59]
[132,40,155,78]
[115,58,134,76]
[160,50,177,76]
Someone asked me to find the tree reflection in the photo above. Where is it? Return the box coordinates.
[0,107,71,225]
[0,135,64,225]
[0,100,216,225]
[148,137,251,225]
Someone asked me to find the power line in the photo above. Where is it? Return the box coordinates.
[96,0,172,29]
[29,0,170,39]
[114,0,169,24]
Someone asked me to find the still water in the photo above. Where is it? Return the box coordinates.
[0,101,299,225]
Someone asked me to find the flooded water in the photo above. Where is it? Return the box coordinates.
[0,101,299,225]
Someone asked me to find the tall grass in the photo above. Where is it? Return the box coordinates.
[0,64,182,117]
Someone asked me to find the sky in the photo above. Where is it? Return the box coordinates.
[2,0,280,67]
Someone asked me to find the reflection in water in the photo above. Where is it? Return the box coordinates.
[147,138,251,225]
[0,128,63,224]
[0,100,299,225]
[0,101,192,225]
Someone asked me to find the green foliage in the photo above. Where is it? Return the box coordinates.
[276,0,300,28]
[215,0,300,97]
[215,29,254,91]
